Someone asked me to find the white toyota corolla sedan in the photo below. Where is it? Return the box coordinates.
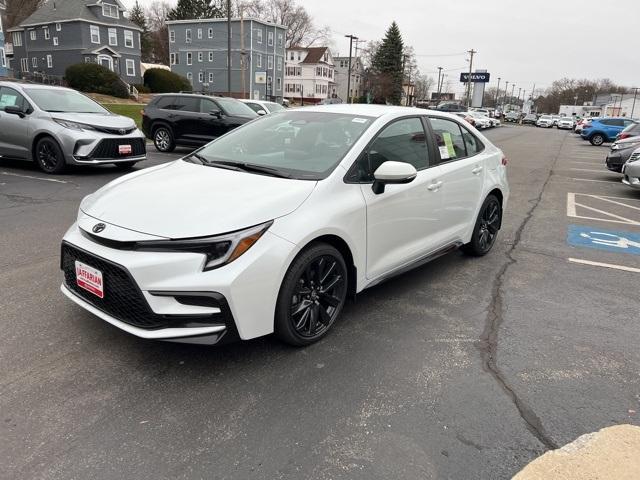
[61,105,509,346]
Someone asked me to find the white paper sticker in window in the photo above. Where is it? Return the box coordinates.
[439,146,450,160]
[352,118,368,123]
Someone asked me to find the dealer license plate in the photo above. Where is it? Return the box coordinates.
[75,260,104,298]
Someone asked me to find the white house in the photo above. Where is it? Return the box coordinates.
[334,56,364,103]
[284,46,335,104]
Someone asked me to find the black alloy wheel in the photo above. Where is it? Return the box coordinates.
[590,134,605,146]
[153,126,175,152]
[35,137,66,174]
[275,243,348,346]
[463,194,502,257]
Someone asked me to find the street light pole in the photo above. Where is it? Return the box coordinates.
[436,66,443,102]
[345,34,358,104]
[351,39,366,103]
[502,81,509,109]
[466,49,476,108]
[632,87,639,119]
[510,84,516,107]
[494,77,501,108]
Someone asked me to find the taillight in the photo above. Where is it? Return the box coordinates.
[501,156,508,166]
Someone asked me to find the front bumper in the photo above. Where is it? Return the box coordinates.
[606,152,630,172]
[55,128,147,165]
[60,220,296,343]
[622,163,640,189]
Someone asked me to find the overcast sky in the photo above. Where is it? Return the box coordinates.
[123,0,640,96]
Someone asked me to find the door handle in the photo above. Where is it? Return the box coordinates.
[427,181,443,191]
[472,166,484,175]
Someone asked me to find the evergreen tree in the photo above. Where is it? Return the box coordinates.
[371,22,404,105]
[167,0,225,20]
[128,1,153,63]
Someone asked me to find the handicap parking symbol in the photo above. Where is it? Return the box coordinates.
[568,225,640,255]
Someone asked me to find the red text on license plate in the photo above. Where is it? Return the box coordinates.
[119,144,132,155]
[75,260,104,298]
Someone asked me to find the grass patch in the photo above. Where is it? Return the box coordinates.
[103,103,145,129]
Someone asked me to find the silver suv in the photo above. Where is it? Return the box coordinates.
[0,82,146,174]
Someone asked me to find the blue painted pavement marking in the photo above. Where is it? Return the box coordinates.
[567,225,640,256]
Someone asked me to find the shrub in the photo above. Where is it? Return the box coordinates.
[143,68,191,93]
[133,83,151,94]
[65,63,129,98]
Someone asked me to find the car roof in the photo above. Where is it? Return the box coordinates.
[296,104,459,120]
[0,81,75,92]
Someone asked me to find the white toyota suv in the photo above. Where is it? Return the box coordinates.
[61,105,509,346]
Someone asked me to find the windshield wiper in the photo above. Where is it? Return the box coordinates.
[184,153,244,171]
[206,160,291,178]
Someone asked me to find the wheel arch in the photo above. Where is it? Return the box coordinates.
[301,234,358,299]
[31,132,64,163]
[150,121,173,137]
[487,188,504,228]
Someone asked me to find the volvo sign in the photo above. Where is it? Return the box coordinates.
[460,72,491,83]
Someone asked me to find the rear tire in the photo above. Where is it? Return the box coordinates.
[35,137,66,174]
[590,134,605,146]
[275,243,348,346]
[113,161,138,171]
[153,125,175,153]
[462,194,502,257]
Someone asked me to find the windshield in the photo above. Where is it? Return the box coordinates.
[24,88,108,113]
[189,111,374,180]
[540,116,552,120]
[266,102,285,112]
[561,117,573,121]
[217,98,259,117]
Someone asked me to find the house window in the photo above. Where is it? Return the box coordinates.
[43,26,50,39]
[268,31,273,46]
[30,30,36,41]
[47,54,52,68]
[125,59,135,76]
[197,28,202,39]
[277,57,282,71]
[289,52,294,60]
[186,72,192,83]
[197,51,202,62]
[108,28,117,46]
[297,52,301,60]
[278,33,283,47]
[124,30,133,48]
[208,28,213,38]
[56,23,61,31]
[208,72,213,82]
[13,32,22,47]
[198,72,203,83]
[255,54,261,68]
[102,3,119,18]
[187,52,192,65]
[170,53,177,65]
[256,29,262,44]
[186,29,192,43]
[32,57,37,68]
[53,36,59,46]
[90,25,100,44]
[268,55,273,69]
[169,29,175,43]
[276,77,281,91]
[20,57,29,72]
[208,51,213,62]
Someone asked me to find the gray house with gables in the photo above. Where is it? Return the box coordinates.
[7,0,142,85]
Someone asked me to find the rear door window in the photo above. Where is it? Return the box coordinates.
[154,96,175,110]
[429,117,467,162]
[172,96,200,112]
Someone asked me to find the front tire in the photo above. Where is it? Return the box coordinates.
[275,243,348,346]
[35,137,66,174]
[463,195,502,257]
[590,134,605,146]
[153,125,175,153]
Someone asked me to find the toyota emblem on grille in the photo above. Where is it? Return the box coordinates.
[118,128,126,135]
[92,223,106,234]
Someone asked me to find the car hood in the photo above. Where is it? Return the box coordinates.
[51,112,136,129]
[81,160,317,238]
[615,136,640,147]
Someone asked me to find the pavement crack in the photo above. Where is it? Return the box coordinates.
[477,135,570,451]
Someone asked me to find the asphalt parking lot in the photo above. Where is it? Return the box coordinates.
[1,127,639,479]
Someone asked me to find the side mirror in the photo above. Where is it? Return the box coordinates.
[372,161,417,195]
[210,109,222,118]
[257,109,267,116]
[5,105,25,118]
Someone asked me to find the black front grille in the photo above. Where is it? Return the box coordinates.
[94,126,137,135]
[61,242,222,330]
[90,138,146,159]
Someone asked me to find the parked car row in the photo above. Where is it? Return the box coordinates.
[454,110,500,129]
[599,123,640,192]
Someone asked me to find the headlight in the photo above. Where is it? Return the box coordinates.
[53,118,95,131]
[133,221,273,271]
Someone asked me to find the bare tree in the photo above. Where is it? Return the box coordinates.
[3,0,45,30]
[145,1,172,64]
[241,0,329,47]
[413,74,434,101]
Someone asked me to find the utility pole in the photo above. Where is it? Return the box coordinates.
[401,54,409,106]
[510,84,516,106]
[502,81,509,109]
[631,87,639,119]
[240,6,246,99]
[345,34,358,104]
[351,39,366,103]
[466,49,476,108]
[494,77,501,108]
[226,0,231,97]
[436,66,443,103]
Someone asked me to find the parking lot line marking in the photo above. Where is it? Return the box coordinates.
[591,195,640,212]
[574,202,639,224]
[568,258,640,273]
[0,171,67,184]
[567,193,577,217]
[571,161,604,165]
[570,168,612,174]
[569,178,617,184]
